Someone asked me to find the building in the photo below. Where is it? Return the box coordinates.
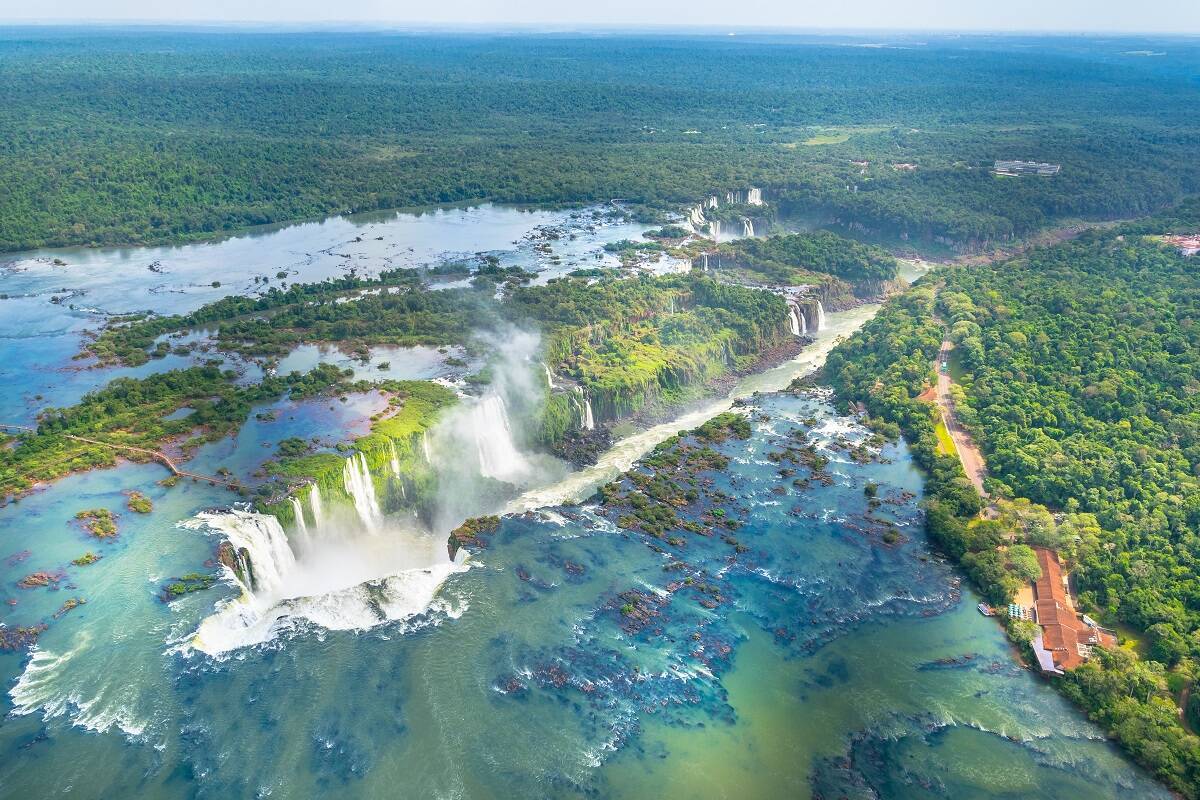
[993,160,1061,177]
[1029,547,1116,675]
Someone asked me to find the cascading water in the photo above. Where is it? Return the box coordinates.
[343,452,383,533]
[709,220,722,240]
[184,506,467,656]
[388,439,402,477]
[196,511,297,599]
[688,205,707,229]
[742,218,755,237]
[472,394,529,483]
[573,387,596,431]
[702,252,709,271]
[788,304,802,337]
[706,195,719,209]
[307,485,324,527]
[422,430,433,464]
[747,187,763,206]
[817,300,827,331]
[289,496,308,540]
[541,362,555,390]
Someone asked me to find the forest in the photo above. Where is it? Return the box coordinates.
[2,30,1200,252]
[825,215,1200,797]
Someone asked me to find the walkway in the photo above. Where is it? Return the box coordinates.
[934,341,988,497]
[0,423,236,487]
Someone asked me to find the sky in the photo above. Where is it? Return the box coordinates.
[2,0,1199,34]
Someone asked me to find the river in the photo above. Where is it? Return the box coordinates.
[0,205,1162,798]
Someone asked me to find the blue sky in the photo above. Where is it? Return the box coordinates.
[3,0,1198,33]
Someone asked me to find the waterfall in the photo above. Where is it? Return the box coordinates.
[388,439,401,477]
[742,218,755,237]
[289,496,308,537]
[541,362,554,390]
[573,387,596,431]
[747,187,763,206]
[688,205,707,229]
[206,511,297,598]
[307,485,324,527]
[343,452,383,533]
[788,304,802,337]
[472,394,528,482]
[725,191,736,204]
[709,220,722,240]
[817,300,827,331]
[702,252,709,271]
[706,195,719,209]
[422,430,433,464]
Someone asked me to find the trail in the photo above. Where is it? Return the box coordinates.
[933,341,988,497]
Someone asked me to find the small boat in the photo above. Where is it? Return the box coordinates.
[977,603,995,616]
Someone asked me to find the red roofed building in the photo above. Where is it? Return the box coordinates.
[1030,547,1116,674]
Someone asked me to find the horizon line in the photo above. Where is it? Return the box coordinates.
[1,20,1199,38]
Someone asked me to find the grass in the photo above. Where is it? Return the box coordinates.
[934,419,958,457]
[801,132,852,146]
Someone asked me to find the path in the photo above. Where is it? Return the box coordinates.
[934,341,988,497]
[0,423,236,487]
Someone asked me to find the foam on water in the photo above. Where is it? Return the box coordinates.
[180,509,466,656]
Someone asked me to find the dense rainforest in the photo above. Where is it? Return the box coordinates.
[825,208,1200,797]
[2,30,1200,252]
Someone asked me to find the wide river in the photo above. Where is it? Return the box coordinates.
[0,204,1167,798]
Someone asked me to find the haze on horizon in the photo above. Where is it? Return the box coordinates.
[3,0,1199,35]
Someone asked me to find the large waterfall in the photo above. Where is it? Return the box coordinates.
[194,511,297,598]
[817,300,827,331]
[747,187,763,206]
[709,220,722,240]
[184,507,466,656]
[742,218,755,237]
[687,205,707,229]
[343,452,383,533]
[706,195,719,209]
[472,394,529,483]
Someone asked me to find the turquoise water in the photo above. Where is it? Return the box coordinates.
[0,206,1165,798]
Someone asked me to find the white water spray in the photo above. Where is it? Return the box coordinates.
[289,496,308,539]
[747,187,763,206]
[472,394,529,483]
[307,485,324,528]
[183,509,466,656]
[343,452,383,533]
